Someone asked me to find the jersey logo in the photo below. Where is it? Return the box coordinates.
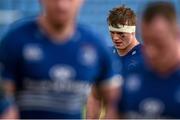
[132,50,137,55]
[139,98,165,117]
[49,64,76,81]
[128,60,138,71]
[78,45,97,66]
[23,44,43,61]
[113,49,117,54]
[126,74,141,92]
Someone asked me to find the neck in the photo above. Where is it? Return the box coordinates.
[117,38,139,56]
[38,16,75,42]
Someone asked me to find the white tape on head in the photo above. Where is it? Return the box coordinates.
[109,24,136,33]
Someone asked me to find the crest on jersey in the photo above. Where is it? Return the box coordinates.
[23,44,43,61]
[126,74,141,92]
[139,98,165,116]
[78,45,97,66]
[128,60,138,71]
[49,64,76,81]
[132,50,137,55]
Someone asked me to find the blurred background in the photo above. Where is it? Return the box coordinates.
[0,0,179,45]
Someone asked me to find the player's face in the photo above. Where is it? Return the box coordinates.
[110,31,134,49]
[142,16,177,69]
[41,0,83,25]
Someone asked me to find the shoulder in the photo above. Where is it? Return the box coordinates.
[77,24,105,45]
[108,46,119,56]
[134,44,144,59]
[3,17,37,38]
[134,44,143,53]
[130,44,144,60]
[77,24,100,38]
[0,17,38,51]
[77,24,110,54]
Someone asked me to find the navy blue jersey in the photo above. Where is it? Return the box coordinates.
[118,63,180,118]
[0,18,121,119]
[111,44,143,75]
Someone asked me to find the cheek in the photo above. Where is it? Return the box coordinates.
[46,5,57,16]
[123,37,132,44]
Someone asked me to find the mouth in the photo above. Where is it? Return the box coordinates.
[114,41,123,46]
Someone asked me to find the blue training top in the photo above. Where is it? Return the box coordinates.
[0,18,121,119]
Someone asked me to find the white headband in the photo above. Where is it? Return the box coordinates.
[109,24,136,33]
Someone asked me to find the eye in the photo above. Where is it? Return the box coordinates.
[110,32,115,35]
[119,33,125,38]
[121,34,125,38]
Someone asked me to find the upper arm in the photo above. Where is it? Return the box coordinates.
[0,99,18,119]
[0,32,21,118]
[0,32,20,94]
[94,43,123,104]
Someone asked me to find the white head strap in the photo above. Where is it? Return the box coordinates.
[109,24,136,33]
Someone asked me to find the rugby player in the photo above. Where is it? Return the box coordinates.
[117,1,180,118]
[86,6,143,119]
[0,0,122,119]
[108,6,143,75]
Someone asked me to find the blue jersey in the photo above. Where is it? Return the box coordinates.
[111,44,143,75]
[118,63,180,118]
[0,18,121,119]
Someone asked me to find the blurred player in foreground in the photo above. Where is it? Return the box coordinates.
[117,1,180,118]
[0,0,122,119]
[108,6,143,74]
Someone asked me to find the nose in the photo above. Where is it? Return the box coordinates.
[56,0,69,10]
[112,33,120,41]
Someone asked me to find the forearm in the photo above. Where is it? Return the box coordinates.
[0,80,18,119]
[1,105,18,119]
[86,93,101,119]
[99,85,121,119]
[104,103,119,119]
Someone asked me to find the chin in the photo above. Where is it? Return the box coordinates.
[49,16,69,25]
[115,45,127,50]
[54,19,67,25]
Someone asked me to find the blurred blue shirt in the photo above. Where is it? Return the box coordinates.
[110,44,143,76]
[0,17,121,119]
[118,58,180,118]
